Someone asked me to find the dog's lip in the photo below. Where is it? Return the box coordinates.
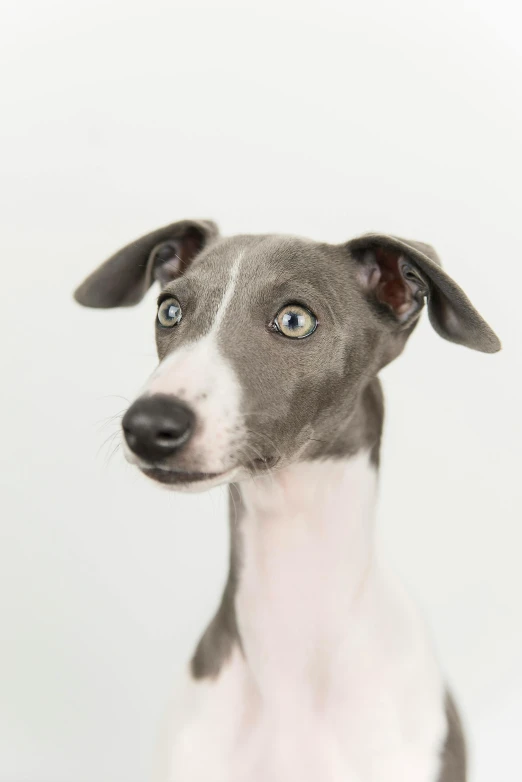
[140,466,224,485]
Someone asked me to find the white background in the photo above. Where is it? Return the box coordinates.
[1,1,521,780]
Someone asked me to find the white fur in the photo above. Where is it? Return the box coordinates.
[158,453,447,782]
[126,253,246,476]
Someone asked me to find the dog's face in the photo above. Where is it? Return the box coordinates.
[75,220,499,489]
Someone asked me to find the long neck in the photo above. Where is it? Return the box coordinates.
[190,379,384,689]
[233,452,379,697]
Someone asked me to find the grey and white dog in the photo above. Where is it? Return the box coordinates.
[75,220,500,782]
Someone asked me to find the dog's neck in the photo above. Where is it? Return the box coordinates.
[232,451,378,702]
[190,380,385,690]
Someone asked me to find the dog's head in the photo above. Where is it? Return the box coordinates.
[75,219,500,489]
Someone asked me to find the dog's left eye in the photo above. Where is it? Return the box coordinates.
[273,304,318,339]
[157,297,182,328]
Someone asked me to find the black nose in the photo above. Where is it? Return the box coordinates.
[122,395,195,463]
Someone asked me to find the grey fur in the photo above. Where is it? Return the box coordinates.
[438,694,467,781]
[191,484,244,679]
[74,219,219,308]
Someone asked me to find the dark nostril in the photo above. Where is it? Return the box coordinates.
[158,429,177,440]
[122,395,195,462]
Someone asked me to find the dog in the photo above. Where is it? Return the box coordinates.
[75,219,500,782]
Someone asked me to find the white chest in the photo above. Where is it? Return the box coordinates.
[160,455,447,782]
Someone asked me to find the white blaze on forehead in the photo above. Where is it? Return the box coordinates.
[141,251,245,472]
[208,250,244,335]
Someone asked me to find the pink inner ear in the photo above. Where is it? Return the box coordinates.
[373,248,414,318]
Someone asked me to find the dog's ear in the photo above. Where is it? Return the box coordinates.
[74,219,219,308]
[347,233,500,353]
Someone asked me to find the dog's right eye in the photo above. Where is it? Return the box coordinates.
[157,297,183,328]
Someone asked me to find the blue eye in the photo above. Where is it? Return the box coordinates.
[157,297,182,328]
[274,304,317,339]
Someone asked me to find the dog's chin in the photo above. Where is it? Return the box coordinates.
[138,465,242,492]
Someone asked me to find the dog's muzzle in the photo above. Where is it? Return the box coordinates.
[122,394,195,463]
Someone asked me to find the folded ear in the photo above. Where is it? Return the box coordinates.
[347,233,501,353]
[74,219,219,308]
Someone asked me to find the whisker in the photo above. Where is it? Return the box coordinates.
[97,429,121,460]
[244,428,284,461]
[96,410,126,432]
[97,394,131,403]
[235,446,261,484]
[105,441,122,468]
[240,443,278,489]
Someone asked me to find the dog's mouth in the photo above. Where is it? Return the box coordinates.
[140,467,225,485]
[132,454,279,489]
[138,458,278,489]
